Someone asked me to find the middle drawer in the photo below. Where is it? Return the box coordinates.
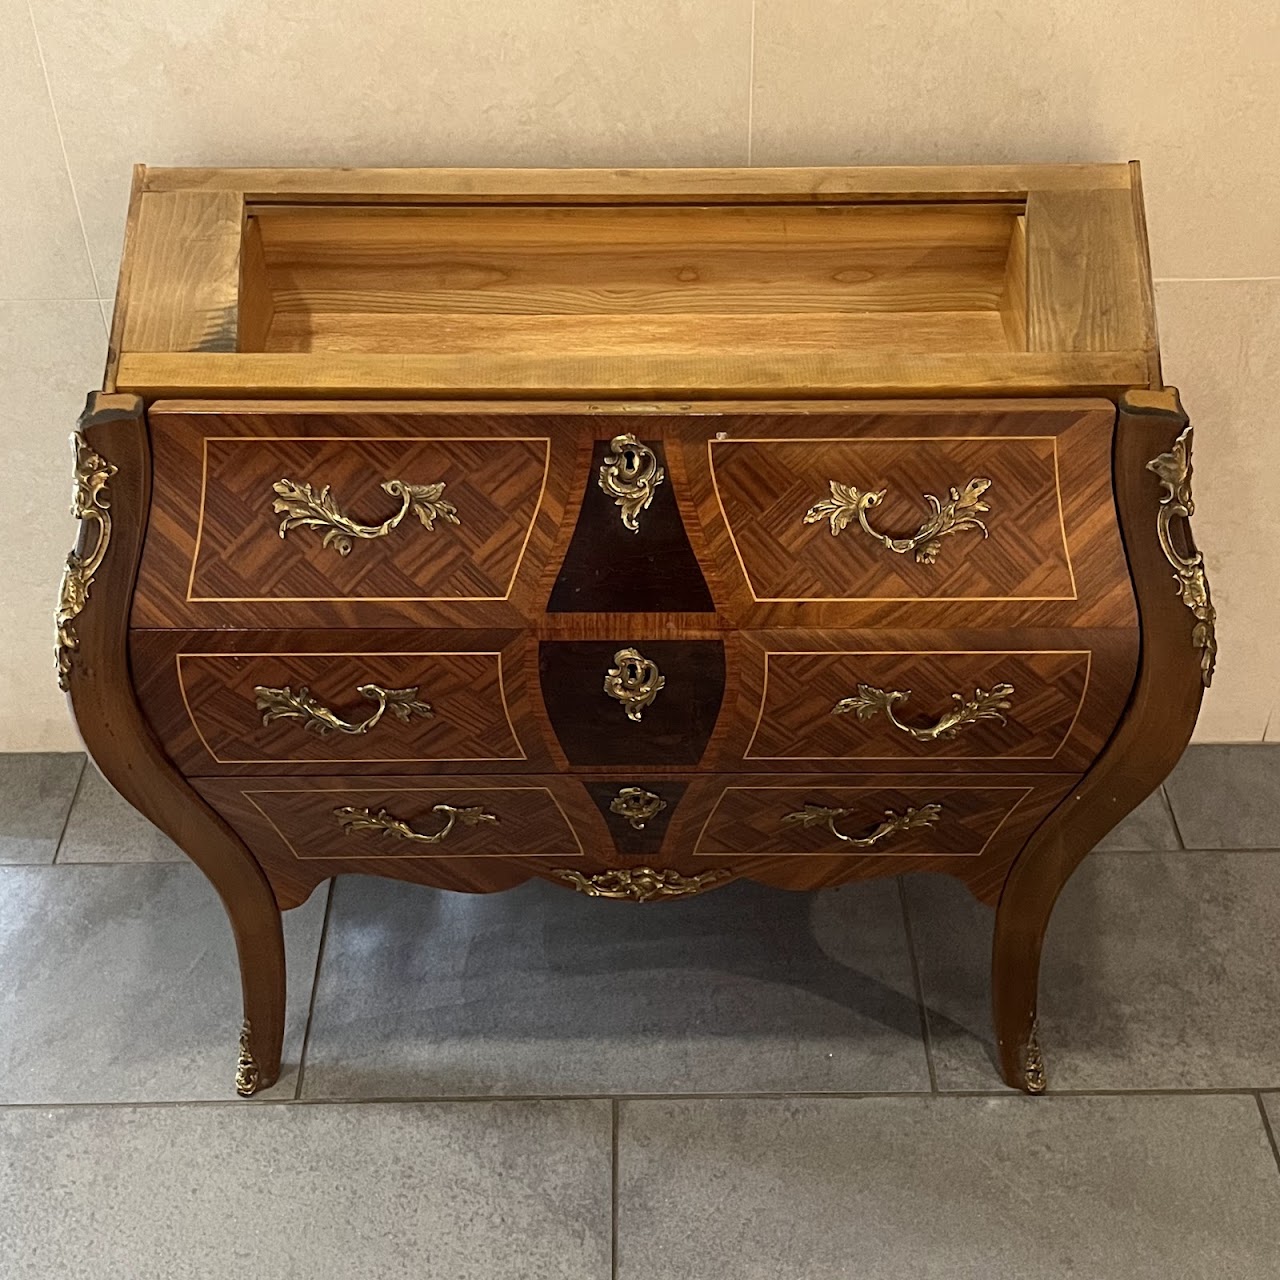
[132,629,556,775]
[135,628,1135,776]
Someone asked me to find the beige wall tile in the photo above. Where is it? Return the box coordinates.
[0,0,95,298]
[1156,280,1280,743]
[28,0,754,295]
[751,0,1280,280]
[0,301,108,751]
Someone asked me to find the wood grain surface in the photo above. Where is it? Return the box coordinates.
[131,629,552,775]
[63,396,289,1093]
[989,388,1209,1090]
[133,406,577,629]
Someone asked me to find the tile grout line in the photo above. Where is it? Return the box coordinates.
[0,1085,1274,1113]
[23,0,102,299]
[1159,785,1187,850]
[292,880,336,1101]
[1255,1093,1280,1180]
[744,0,756,165]
[896,876,938,1092]
[611,1099,620,1280]
[50,755,87,865]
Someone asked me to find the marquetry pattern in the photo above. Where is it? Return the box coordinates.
[712,434,1073,600]
[745,650,1090,763]
[672,405,1135,631]
[170,651,525,767]
[245,783,583,861]
[193,435,546,599]
[693,784,1035,859]
[132,410,580,628]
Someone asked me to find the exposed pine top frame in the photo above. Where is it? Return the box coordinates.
[140,163,1135,201]
[105,162,1160,400]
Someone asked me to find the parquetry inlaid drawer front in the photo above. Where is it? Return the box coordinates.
[132,407,576,628]
[683,403,1125,619]
[218,781,586,861]
[168,650,526,769]
[742,648,1097,768]
[130,630,553,776]
[692,783,1036,858]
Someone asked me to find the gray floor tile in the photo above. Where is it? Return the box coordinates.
[907,852,1280,1091]
[0,1099,610,1280]
[0,864,325,1103]
[303,874,929,1098]
[1166,743,1280,848]
[616,1094,1280,1280]
[56,767,184,863]
[0,753,83,865]
[1093,786,1181,850]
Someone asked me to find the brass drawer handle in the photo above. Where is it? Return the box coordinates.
[335,803,497,845]
[604,647,665,722]
[832,682,1014,742]
[272,476,459,556]
[554,866,731,902]
[254,683,433,736]
[804,476,992,564]
[598,433,665,533]
[781,802,942,846]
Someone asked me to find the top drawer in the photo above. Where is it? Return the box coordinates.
[132,406,578,628]
[673,399,1133,631]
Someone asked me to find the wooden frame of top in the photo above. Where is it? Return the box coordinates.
[105,163,1159,400]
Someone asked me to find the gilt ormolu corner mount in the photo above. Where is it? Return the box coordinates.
[60,163,1212,1096]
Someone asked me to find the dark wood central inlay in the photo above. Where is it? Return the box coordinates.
[539,640,726,766]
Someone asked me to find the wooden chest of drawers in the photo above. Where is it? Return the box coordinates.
[60,164,1214,1096]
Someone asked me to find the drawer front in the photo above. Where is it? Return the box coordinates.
[133,407,577,628]
[671,400,1135,630]
[691,781,1041,859]
[195,773,613,908]
[132,630,555,775]
[730,631,1136,772]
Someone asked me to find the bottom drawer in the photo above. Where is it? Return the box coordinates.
[196,772,1073,909]
[690,782,1038,859]
[194,774,613,907]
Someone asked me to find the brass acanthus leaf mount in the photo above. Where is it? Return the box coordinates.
[598,433,665,533]
[781,801,943,846]
[832,682,1014,742]
[804,476,992,564]
[1023,1022,1046,1094]
[272,476,459,556]
[255,683,433,736]
[1146,425,1218,686]
[334,802,497,846]
[235,1020,260,1097]
[56,431,117,691]
[554,865,732,903]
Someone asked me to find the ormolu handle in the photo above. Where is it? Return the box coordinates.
[598,434,665,533]
[334,803,497,845]
[254,684,433,736]
[804,477,992,564]
[832,682,1014,742]
[781,802,942,846]
[271,476,459,556]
